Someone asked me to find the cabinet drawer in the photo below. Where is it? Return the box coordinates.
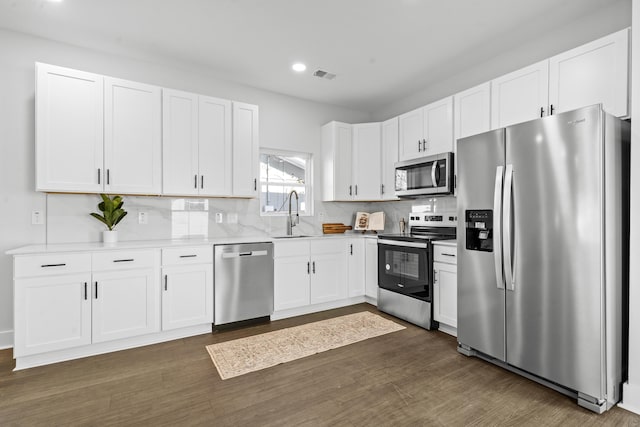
[433,245,457,264]
[162,246,213,265]
[274,240,309,258]
[92,249,159,271]
[14,253,91,278]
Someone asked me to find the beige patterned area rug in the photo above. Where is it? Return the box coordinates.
[206,311,405,380]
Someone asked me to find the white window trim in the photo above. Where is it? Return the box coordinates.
[259,148,314,217]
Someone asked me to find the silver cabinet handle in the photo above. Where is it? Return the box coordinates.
[503,164,515,291]
[494,165,504,290]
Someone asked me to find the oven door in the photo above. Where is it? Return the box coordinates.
[378,239,431,301]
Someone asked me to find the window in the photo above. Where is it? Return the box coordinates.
[260,150,312,216]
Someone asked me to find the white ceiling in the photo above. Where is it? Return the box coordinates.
[0,0,624,112]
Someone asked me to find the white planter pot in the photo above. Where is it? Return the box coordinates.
[103,230,118,244]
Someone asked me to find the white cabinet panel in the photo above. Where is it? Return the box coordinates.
[274,254,311,311]
[347,239,365,298]
[35,63,104,193]
[491,60,549,129]
[162,264,213,330]
[321,121,353,201]
[549,28,629,118]
[104,77,162,194]
[381,117,399,200]
[14,274,92,357]
[310,239,347,304]
[352,123,381,200]
[232,102,259,197]
[433,261,457,328]
[454,82,492,142]
[364,238,378,300]
[162,89,199,196]
[423,96,454,155]
[92,268,160,343]
[199,96,232,196]
[398,107,424,161]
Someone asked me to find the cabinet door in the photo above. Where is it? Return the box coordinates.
[274,255,311,311]
[454,82,492,142]
[491,60,549,129]
[549,28,629,118]
[423,96,454,155]
[199,96,232,196]
[381,117,399,200]
[14,274,92,357]
[104,78,162,194]
[162,89,199,196]
[347,239,365,297]
[433,261,457,328]
[232,102,259,197]
[364,238,379,300]
[352,123,381,200]
[398,107,424,161]
[35,63,104,193]
[92,268,160,343]
[162,264,213,330]
[310,240,347,304]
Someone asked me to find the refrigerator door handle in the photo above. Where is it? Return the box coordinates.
[494,166,504,289]
[503,164,515,291]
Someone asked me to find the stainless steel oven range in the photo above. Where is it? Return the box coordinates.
[377,211,456,329]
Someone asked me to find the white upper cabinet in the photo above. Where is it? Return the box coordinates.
[549,28,629,118]
[491,60,549,129]
[36,63,104,193]
[381,117,399,200]
[399,97,453,161]
[352,123,381,200]
[321,121,353,201]
[199,95,232,196]
[454,82,492,142]
[162,89,199,196]
[162,90,232,196]
[104,77,162,195]
[232,102,259,197]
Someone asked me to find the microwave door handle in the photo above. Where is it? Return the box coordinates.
[503,164,515,291]
[431,161,438,187]
[494,166,504,290]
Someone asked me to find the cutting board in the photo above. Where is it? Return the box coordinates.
[322,223,353,234]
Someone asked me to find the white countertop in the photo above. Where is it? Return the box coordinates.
[6,232,370,255]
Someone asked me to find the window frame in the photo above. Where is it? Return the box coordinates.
[259,148,314,217]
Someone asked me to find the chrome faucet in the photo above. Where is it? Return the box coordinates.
[287,190,299,235]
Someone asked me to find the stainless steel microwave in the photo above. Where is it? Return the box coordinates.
[394,152,454,197]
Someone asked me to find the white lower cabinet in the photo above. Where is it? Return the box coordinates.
[274,238,348,313]
[161,246,213,330]
[347,239,365,298]
[432,243,457,335]
[14,273,92,357]
[364,237,379,302]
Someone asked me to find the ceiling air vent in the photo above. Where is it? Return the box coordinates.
[313,69,336,80]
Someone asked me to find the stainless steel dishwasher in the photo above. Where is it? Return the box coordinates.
[214,242,274,325]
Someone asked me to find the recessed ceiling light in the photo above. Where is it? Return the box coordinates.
[292,63,307,72]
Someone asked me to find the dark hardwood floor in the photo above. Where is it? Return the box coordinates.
[1,304,639,426]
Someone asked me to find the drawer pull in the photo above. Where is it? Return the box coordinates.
[84,282,88,300]
[94,281,98,299]
[179,255,197,258]
[113,259,134,263]
[164,274,168,291]
[442,253,456,257]
[41,263,66,268]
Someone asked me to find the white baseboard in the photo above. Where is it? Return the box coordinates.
[0,330,13,350]
[620,381,640,415]
[272,296,367,321]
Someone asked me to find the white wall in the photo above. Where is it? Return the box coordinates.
[0,28,373,348]
[620,2,640,416]
[371,0,631,121]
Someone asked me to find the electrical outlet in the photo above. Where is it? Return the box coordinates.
[31,210,44,225]
[138,212,148,224]
[215,213,224,223]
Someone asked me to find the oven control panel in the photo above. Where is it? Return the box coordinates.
[409,212,457,227]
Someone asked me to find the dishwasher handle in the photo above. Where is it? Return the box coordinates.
[221,250,268,259]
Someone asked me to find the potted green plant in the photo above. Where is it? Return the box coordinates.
[90,194,128,243]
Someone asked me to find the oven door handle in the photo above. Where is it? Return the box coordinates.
[378,239,428,249]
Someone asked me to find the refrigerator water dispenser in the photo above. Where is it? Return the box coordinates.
[465,210,493,252]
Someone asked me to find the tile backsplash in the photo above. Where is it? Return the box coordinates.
[45,193,456,244]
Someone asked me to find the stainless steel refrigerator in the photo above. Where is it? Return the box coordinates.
[456,104,629,413]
